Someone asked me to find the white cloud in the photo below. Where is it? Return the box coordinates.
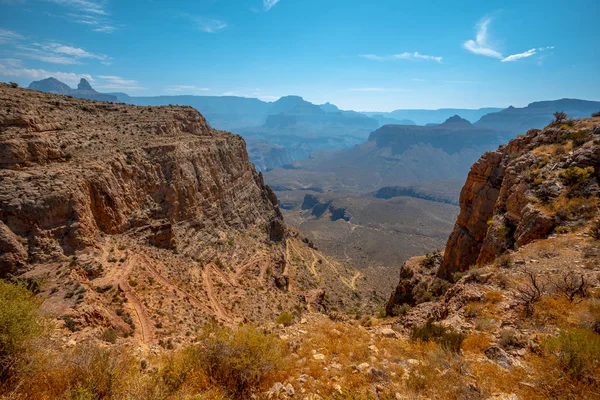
[464,17,555,64]
[166,85,210,94]
[264,0,280,11]
[361,52,442,62]
[0,63,93,85]
[501,48,536,62]
[463,17,503,59]
[0,28,24,44]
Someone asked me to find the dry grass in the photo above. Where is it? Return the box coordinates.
[461,332,493,354]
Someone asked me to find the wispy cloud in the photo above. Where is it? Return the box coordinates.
[501,48,536,62]
[14,42,111,65]
[263,0,280,11]
[0,28,24,44]
[45,0,108,15]
[360,52,443,63]
[95,75,144,90]
[0,63,93,86]
[44,1,118,33]
[187,16,228,33]
[464,17,554,63]
[166,85,210,94]
[501,46,555,62]
[463,17,503,59]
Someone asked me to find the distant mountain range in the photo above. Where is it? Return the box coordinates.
[475,99,600,133]
[26,77,600,173]
[265,115,508,197]
[363,108,504,126]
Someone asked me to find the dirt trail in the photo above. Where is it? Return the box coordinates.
[233,254,265,283]
[140,254,212,315]
[202,263,232,323]
[350,271,362,290]
[116,255,155,344]
[319,253,354,290]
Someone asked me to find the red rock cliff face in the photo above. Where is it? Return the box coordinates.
[0,84,282,276]
[437,119,600,279]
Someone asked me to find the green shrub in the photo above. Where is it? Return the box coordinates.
[391,304,412,317]
[410,320,464,353]
[0,280,46,381]
[275,312,294,326]
[8,82,19,88]
[592,111,600,118]
[545,329,600,380]
[100,328,119,344]
[560,166,594,188]
[193,324,287,395]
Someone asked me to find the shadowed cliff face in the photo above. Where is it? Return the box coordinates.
[438,118,600,279]
[0,84,282,276]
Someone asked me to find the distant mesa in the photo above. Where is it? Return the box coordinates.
[28,77,118,103]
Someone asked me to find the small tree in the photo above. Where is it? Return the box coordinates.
[516,269,546,315]
[553,111,568,123]
[8,82,19,88]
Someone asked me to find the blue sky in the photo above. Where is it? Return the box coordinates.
[0,0,598,111]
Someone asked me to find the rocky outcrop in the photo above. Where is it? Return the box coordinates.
[28,78,118,103]
[0,83,283,276]
[438,119,600,279]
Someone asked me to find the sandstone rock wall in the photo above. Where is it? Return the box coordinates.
[438,120,600,279]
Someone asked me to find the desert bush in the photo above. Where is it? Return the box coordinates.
[589,220,600,240]
[192,324,287,395]
[495,254,513,269]
[420,251,442,269]
[390,303,411,317]
[551,272,589,302]
[516,269,546,315]
[429,278,452,297]
[100,328,119,344]
[0,280,46,382]
[591,111,600,118]
[410,320,464,353]
[553,111,568,123]
[8,82,18,88]
[275,312,294,326]
[545,329,600,380]
[560,166,595,188]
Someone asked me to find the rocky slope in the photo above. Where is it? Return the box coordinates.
[0,84,370,345]
[381,116,600,398]
[388,116,600,312]
[439,117,600,279]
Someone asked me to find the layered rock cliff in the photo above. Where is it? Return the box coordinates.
[0,84,365,345]
[0,83,282,275]
[387,116,600,315]
[438,118,600,278]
